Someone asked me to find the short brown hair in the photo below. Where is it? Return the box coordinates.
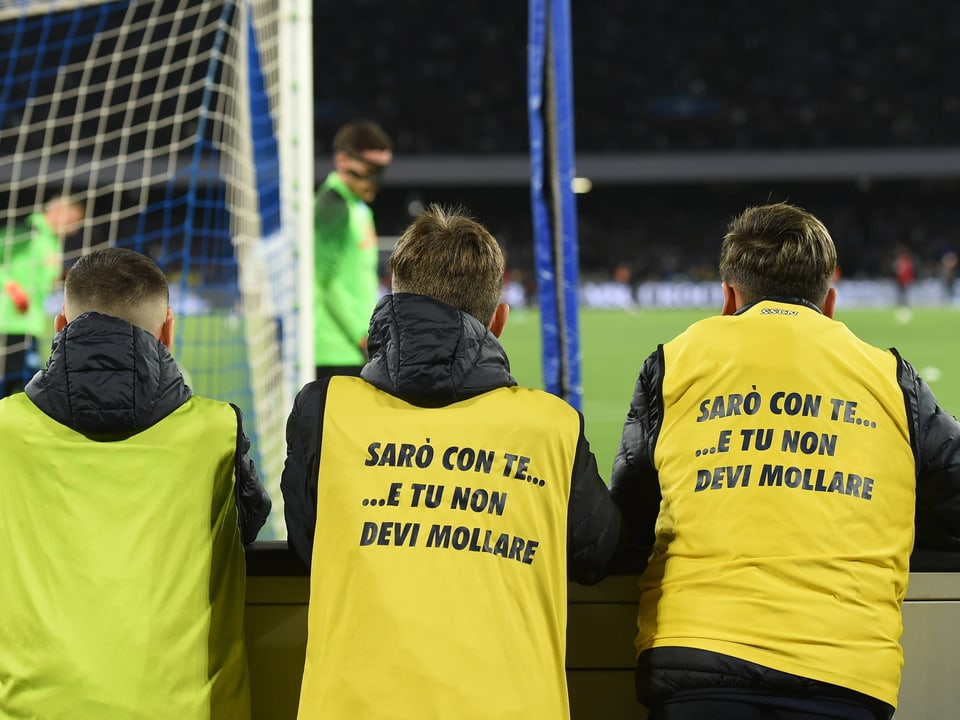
[332,120,393,155]
[64,247,169,333]
[719,202,837,306]
[390,205,504,323]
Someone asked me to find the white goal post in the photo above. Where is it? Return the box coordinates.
[0,0,315,539]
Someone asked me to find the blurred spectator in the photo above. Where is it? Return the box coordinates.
[894,246,916,307]
[0,196,83,397]
[941,250,958,304]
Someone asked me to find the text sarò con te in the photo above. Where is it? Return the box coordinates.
[696,390,876,428]
[364,441,545,485]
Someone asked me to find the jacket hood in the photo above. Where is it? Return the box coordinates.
[25,311,192,434]
[361,293,517,407]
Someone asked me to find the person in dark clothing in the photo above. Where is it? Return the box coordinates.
[610,202,960,720]
[0,247,270,719]
[282,205,621,719]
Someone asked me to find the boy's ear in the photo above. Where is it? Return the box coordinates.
[159,306,175,349]
[721,282,739,316]
[822,287,837,319]
[488,303,510,338]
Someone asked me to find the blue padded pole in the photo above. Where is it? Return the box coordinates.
[527,0,581,409]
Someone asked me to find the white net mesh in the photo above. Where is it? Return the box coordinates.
[0,0,309,538]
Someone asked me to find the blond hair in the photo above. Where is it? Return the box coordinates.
[390,205,504,323]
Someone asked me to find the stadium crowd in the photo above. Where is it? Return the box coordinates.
[313,0,960,153]
[370,180,960,298]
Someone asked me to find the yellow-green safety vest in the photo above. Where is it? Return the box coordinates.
[0,393,250,720]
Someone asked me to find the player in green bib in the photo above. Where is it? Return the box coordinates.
[313,120,392,379]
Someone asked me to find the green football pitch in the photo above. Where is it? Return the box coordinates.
[500,306,960,479]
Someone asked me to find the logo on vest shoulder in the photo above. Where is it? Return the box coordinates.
[760,308,798,316]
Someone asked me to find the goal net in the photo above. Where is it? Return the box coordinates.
[0,0,314,539]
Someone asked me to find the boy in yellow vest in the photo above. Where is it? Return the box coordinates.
[0,247,271,719]
[611,202,960,720]
[282,204,621,719]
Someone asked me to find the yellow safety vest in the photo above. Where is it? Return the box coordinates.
[642,300,916,707]
[299,377,578,719]
[0,394,250,720]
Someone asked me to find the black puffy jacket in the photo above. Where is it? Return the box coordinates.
[25,311,271,543]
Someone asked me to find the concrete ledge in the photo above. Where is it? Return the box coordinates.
[244,542,960,719]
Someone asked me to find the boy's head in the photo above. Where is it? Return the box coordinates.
[59,247,172,344]
[390,205,505,327]
[720,202,837,308]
